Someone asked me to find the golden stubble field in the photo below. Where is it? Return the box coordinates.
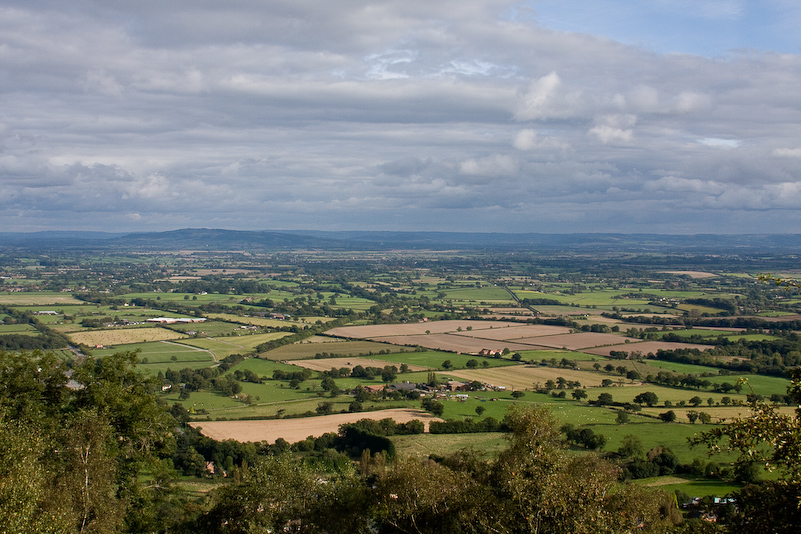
[445,365,612,390]
[69,327,187,346]
[191,408,443,443]
[0,293,83,305]
[287,357,430,373]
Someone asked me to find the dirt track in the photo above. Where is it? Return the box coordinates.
[190,408,442,443]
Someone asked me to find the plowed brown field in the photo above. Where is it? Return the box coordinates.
[527,332,638,350]
[327,320,521,338]
[457,324,571,341]
[370,334,536,354]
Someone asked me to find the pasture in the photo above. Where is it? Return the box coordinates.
[92,340,215,373]
[177,332,294,359]
[0,324,39,335]
[166,320,250,337]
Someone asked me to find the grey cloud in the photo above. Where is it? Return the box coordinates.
[2,1,801,232]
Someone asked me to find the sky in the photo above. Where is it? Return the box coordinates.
[3,1,801,234]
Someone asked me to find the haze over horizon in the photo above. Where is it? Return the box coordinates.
[3,1,801,235]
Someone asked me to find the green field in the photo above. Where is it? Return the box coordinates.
[0,323,39,335]
[177,332,294,359]
[634,475,742,499]
[439,286,515,304]
[92,340,215,374]
[639,360,723,375]
[166,320,252,336]
[704,374,792,398]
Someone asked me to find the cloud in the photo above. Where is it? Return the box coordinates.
[588,115,637,144]
[698,138,742,148]
[0,1,800,233]
[773,148,801,159]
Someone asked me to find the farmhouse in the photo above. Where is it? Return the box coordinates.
[446,380,471,392]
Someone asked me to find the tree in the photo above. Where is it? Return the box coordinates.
[616,410,630,424]
[441,360,453,370]
[475,406,486,417]
[571,389,588,401]
[316,401,334,415]
[381,365,398,383]
[511,391,525,399]
[689,395,703,407]
[634,391,659,407]
[422,398,445,417]
[692,367,801,483]
[466,359,478,369]
[618,434,643,458]
[199,455,339,533]
[658,410,677,422]
[0,350,176,533]
[320,375,337,392]
[597,393,613,406]
[494,406,678,533]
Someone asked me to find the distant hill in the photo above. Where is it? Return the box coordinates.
[1,228,801,254]
[107,228,339,251]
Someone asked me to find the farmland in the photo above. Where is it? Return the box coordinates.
[2,238,800,516]
[190,408,442,443]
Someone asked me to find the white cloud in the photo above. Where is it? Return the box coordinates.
[1,1,800,233]
[698,138,742,148]
[513,129,538,150]
[588,114,636,144]
[772,148,801,158]
[514,71,565,120]
[460,153,518,177]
